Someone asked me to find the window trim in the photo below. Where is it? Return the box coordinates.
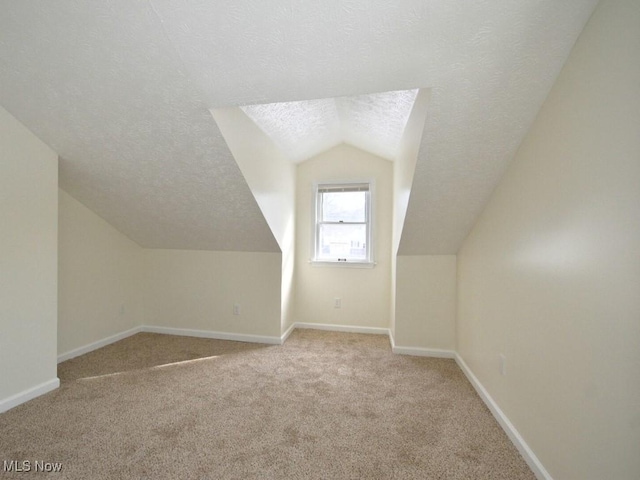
[310,180,376,267]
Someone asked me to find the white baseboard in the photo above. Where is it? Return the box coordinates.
[51,322,549,480]
[280,323,296,343]
[57,326,143,363]
[293,322,390,336]
[390,332,548,478]
[0,378,60,414]
[52,322,549,479]
[455,353,552,480]
[58,323,392,359]
[389,330,455,358]
[141,325,282,345]
[392,344,456,358]
[58,325,283,365]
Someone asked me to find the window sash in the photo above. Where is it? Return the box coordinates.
[317,183,369,193]
[314,183,372,263]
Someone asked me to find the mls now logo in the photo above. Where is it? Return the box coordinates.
[3,460,63,473]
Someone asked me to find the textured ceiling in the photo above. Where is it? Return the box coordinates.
[241,89,418,163]
[0,0,279,251]
[0,0,598,253]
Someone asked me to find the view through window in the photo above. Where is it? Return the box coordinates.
[314,183,371,263]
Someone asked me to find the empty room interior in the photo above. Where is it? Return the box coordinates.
[1,0,638,479]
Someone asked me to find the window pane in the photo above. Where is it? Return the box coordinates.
[318,224,367,260]
[321,191,366,223]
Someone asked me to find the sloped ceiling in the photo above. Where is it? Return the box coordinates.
[0,0,598,253]
[241,89,418,163]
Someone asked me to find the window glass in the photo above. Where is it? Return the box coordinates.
[314,183,372,264]
[321,191,366,223]
[317,223,367,260]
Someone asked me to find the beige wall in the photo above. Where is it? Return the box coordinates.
[456,0,640,478]
[395,255,456,350]
[59,188,284,346]
[0,106,58,405]
[145,250,282,338]
[211,107,296,334]
[295,145,392,328]
[58,190,144,356]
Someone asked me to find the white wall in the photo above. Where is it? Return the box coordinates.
[456,0,640,478]
[394,255,456,350]
[390,89,430,338]
[392,89,430,256]
[58,190,144,356]
[145,250,282,338]
[211,107,296,334]
[0,106,58,408]
[295,145,392,329]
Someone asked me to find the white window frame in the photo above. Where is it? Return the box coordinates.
[310,181,375,268]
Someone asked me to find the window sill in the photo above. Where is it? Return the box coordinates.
[309,260,376,269]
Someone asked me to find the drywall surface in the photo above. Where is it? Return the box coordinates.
[390,89,430,335]
[392,89,430,256]
[0,2,278,252]
[295,145,392,328]
[0,1,597,254]
[240,89,418,163]
[211,107,296,334]
[210,107,293,251]
[0,106,58,403]
[58,190,144,356]
[456,0,640,478]
[389,253,397,339]
[395,256,456,350]
[145,250,282,338]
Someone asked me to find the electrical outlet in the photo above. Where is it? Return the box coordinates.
[334,298,341,309]
[499,354,507,376]
[233,304,240,316]
[119,304,125,316]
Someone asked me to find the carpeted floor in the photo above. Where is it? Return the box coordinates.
[0,330,535,479]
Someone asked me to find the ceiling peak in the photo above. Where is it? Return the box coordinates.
[240,89,419,163]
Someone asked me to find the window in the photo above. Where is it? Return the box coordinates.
[313,182,373,265]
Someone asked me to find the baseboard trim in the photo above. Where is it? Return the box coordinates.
[389,330,455,358]
[0,378,60,414]
[58,325,283,364]
[392,344,456,358]
[280,323,296,344]
[455,353,552,480]
[141,325,282,345]
[294,322,390,336]
[57,323,411,358]
[57,326,143,363]
[53,322,549,478]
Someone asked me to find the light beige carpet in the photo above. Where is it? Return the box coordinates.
[0,330,535,479]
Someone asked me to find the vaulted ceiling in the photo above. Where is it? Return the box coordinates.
[241,89,419,163]
[0,0,598,253]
